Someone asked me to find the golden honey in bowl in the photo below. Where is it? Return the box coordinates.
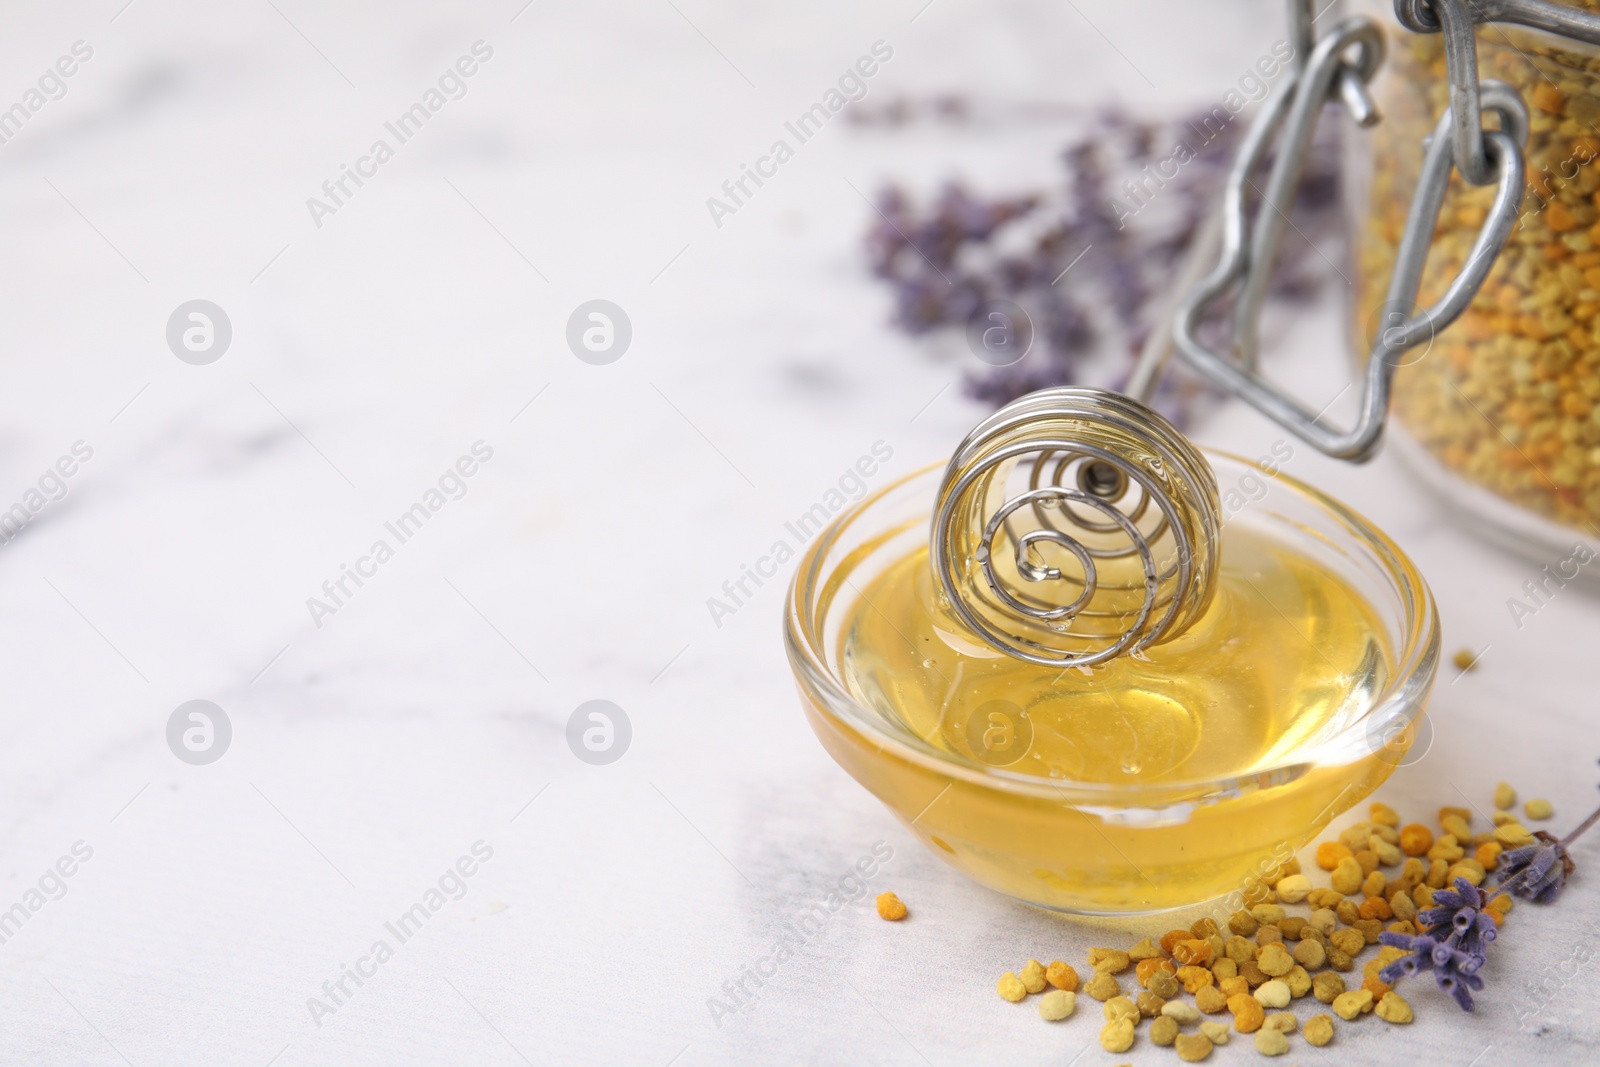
[785,391,1438,915]
[839,522,1391,790]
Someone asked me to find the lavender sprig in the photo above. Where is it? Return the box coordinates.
[1493,799,1600,903]
[1378,877,1496,1010]
[865,100,1344,425]
[1377,794,1600,1011]
[1496,833,1576,903]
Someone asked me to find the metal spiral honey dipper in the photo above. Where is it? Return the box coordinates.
[931,389,1220,668]
[930,0,1577,666]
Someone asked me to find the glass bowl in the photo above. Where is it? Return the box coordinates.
[784,453,1439,915]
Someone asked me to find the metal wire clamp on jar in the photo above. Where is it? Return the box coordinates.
[1358,1,1600,559]
[1174,0,1600,563]
[1175,0,1600,473]
[928,0,1557,668]
[1173,0,1532,461]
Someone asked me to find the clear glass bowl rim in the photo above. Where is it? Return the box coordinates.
[783,451,1441,804]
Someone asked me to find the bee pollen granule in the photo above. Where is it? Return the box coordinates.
[1253,1029,1291,1056]
[1084,972,1121,1001]
[1333,989,1374,1020]
[1228,993,1265,1033]
[1262,1011,1297,1033]
[1037,989,1075,1021]
[1376,991,1414,1024]
[1103,996,1139,1025]
[1196,985,1229,1013]
[1098,1018,1135,1053]
[1045,960,1079,991]
[1254,980,1291,1009]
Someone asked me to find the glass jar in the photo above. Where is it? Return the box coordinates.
[1351,0,1600,554]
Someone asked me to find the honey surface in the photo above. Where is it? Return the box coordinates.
[840,523,1392,785]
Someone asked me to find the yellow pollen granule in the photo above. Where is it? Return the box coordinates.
[1098,1018,1135,1053]
[1254,980,1291,1009]
[1084,972,1120,1001]
[874,892,907,920]
[1262,1011,1297,1033]
[1103,996,1139,1025]
[1038,989,1075,1021]
[1253,1029,1290,1056]
[1333,989,1373,1020]
[1376,991,1414,1024]
[1045,961,1079,991]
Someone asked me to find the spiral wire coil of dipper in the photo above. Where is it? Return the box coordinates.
[931,388,1222,668]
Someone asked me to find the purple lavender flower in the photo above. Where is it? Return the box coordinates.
[865,99,1344,418]
[1376,787,1599,1014]
[1496,830,1577,903]
[1378,877,1498,1011]
[1494,792,1600,905]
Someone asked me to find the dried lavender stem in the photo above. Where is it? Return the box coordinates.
[1558,799,1600,851]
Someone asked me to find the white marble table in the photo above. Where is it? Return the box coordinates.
[0,0,1594,1063]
